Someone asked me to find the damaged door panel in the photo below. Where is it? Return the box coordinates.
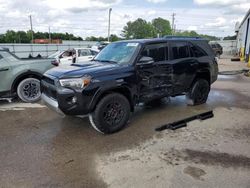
[137,42,173,101]
[169,41,198,95]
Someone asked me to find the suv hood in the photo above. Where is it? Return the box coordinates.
[45,61,118,79]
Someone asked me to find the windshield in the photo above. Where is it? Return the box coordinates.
[48,51,61,58]
[94,42,139,64]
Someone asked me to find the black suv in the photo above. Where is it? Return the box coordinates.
[209,42,223,58]
[41,37,218,134]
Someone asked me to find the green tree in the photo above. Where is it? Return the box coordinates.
[5,30,17,43]
[175,30,219,41]
[223,35,236,40]
[17,31,30,43]
[122,18,155,39]
[109,34,120,42]
[152,17,172,37]
[85,34,121,42]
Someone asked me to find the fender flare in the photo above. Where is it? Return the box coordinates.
[88,85,134,112]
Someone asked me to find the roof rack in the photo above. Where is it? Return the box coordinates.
[163,35,204,40]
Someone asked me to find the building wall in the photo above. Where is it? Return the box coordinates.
[211,40,237,55]
[236,11,250,60]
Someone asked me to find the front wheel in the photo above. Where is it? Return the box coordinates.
[89,93,130,134]
[186,79,210,106]
[17,78,41,103]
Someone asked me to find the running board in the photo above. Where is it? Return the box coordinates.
[155,111,214,131]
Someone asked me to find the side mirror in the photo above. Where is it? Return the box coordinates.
[138,56,154,65]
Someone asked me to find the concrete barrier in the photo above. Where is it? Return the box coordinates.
[0,41,96,58]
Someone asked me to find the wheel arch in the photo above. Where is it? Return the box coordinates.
[89,86,135,113]
[11,71,43,94]
[193,69,211,85]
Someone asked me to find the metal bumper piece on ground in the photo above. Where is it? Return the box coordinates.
[41,93,65,116]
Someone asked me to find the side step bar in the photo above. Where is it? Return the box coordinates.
[155,111,214,131]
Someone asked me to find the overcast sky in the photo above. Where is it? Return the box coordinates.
[0,0,249,39]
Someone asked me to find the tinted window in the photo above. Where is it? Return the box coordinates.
[215,44,222,48]
[78,49,91,56]
[141,43,168,62]
[193,41,214,56]
[94,42,139,64]
[171,42,189,59]
[190,43,207,57]
[211,44,216,48]
[91,50,98,56]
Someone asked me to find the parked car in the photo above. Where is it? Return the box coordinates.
[41,37,218,134]
[0,48,54,102]
[49,48,98,66]
[209,42,223,58]
[91,41,110,53]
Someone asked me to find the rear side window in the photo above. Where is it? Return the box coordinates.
[171,42,189,59]
[193,41,214,57]
[141,43,168,62]
[211,44,216,48]
[190,43,207,57]
[78,49,91,56]
[216,44,222,48]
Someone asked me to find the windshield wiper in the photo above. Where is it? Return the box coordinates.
[93,59,118,64]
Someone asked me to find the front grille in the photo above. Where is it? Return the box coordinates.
[42,76,55,85]
[42,85,57,100]
[163,64,173,74]
[41,76,57,100]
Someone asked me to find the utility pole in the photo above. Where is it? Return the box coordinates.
[108,8,112,42]
[171,13,176,35]
[29,15,34,56]
[29,15,34,43]
[49,26,51,43]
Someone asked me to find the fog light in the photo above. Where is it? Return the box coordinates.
[72,96,77,104]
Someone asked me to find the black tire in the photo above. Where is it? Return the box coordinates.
[186,79,210,106]
[89,93,130,134]
[17,78,41,103]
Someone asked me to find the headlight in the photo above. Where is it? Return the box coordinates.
[59,76,91,89]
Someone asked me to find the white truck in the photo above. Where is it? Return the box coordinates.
[49,48,98,66]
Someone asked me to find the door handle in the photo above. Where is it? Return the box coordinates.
[0,68,9,72]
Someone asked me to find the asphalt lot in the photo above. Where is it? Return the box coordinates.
[0,57,250,188]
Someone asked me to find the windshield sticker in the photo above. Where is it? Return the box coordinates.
[127,43,138,47]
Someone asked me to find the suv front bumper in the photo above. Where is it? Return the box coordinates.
[41,93,65,116]
[41,76,98,115]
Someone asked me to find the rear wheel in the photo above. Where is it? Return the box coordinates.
[186,79,210,106]
[17,78,41,103]
[89,93,130,134]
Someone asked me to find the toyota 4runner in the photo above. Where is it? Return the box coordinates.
[41,37,218,134]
